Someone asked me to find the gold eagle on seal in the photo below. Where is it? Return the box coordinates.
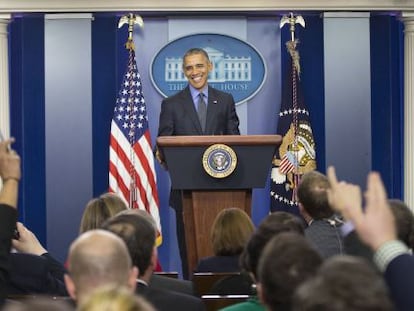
[271,120,316,192]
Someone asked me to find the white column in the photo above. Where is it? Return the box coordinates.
[0,14,10,188]
[0,14,11,139]
[402,12,414,210]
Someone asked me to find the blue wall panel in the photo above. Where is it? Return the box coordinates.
[91,14,119,197]
[370,14,404,199]
[9,15,46,244]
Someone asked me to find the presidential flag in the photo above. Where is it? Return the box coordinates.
[270,40,316,214]
[109,43,162,244]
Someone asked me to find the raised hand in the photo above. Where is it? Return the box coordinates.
[356,172,396,250]
[0,138,20,208]
[326,166,362,221]
[0,138,21,182]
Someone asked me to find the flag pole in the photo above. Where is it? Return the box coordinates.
[280,13,305,201]
[118,13,144,209]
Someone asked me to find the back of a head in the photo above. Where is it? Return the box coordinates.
[78,285,155,311]
[297,171,332,219]
[389,199,414,249]
[118,209,157,230]
[241,212,304,278]
[79,192,128,234]
[293,255,394,311]
[258,211,305,236]
[67,230,133,299]
[257,232,322,311]
[102,213,156,276]
[211,207,255,256]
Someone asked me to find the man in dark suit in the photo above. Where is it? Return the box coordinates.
[157,47,240,278]
[102,211,205,311]
[6,222,67,296]
[297,170,344,259]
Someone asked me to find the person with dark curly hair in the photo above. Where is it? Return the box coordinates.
[292,255,394,311]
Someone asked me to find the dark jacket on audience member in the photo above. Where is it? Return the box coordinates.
[6,252,68,296]
[149,274,194,296]
[136,281,205,311]
[0,204,18,302]
[305,219,344,259]
[194,255,241,273]
[383,253,414,311]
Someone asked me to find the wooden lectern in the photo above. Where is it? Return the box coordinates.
[156,135,282,275]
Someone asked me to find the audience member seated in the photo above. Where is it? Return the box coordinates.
[292,255,394,311]
[64,229,138,306]
[389,199,414,250]
[220,211,305,310]
[102,212,206,311]
[119,209,194,296]
[7,221,67,296]
[326,166,414,311]
[344,198,414,263]
[79,192,128,234]
[297,170,344,259]
[194,208,254,273]
[0,138,21,305]
[79,194,163,272]
[78,284,155,311]
[256,232,322,311]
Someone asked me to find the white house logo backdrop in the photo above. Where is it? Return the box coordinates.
[150,33,266,105]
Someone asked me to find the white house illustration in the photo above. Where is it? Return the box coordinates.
[165,47,252,82]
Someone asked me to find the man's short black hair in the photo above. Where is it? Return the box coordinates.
[102,213,156,277]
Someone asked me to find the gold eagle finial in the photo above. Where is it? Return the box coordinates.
[118,13,144,50]
[280,13,305,42]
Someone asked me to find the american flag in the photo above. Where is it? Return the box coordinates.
[109,47,162,244]
[279,151,298,174]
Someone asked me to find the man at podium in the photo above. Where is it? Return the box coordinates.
[157,47,240,278]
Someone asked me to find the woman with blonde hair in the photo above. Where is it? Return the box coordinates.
[78,285,155,311]
[194,207,255,272]
[79,192,128,234]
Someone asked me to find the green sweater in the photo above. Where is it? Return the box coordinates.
[219,296,265,311]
